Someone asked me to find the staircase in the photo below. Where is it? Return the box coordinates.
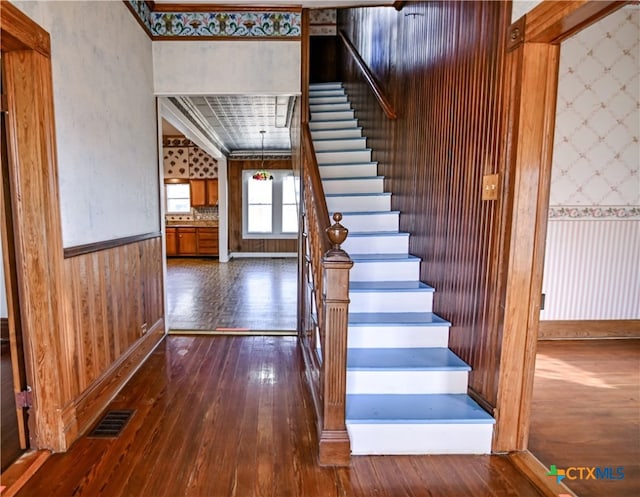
[308,82,495,455]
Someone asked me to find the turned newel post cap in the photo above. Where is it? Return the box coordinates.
[326,212,349,250]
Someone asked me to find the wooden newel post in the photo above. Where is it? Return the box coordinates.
[319,213,353,466]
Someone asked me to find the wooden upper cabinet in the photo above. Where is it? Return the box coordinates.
[190,179,206,207]
[206,179,218,206]
[190,178,218,207]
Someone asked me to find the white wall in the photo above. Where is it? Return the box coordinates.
[153,40,301,95]
[14,1,159,247]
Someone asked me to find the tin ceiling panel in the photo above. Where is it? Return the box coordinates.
[187,95,294,153]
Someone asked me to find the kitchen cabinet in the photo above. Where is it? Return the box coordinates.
[166,226,218,257]
[166,227,178,256]
[197,227,219,256]
[190,179,218,207]
[177,228,197,255]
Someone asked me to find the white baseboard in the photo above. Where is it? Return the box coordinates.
[229,252,297,258]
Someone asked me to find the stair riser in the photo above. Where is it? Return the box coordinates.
[347,424,493,455]
[342,235,409,254]
[310,103,352,112]
[320,164,379,179]
[316,149,372,164]
[350,259,420,282]
[313,138,367,151]
[326,195,391,213]
[309,95,349,104]
[347,370,468,395]
[311,110,355,121]
[348,325,450,349]
[349,291,433,313]
[309,120,358,130]
[311,128,363,140]
[323,178,384,195]
[337,212,399,232]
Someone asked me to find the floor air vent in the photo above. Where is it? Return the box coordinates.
[88,409,134,438]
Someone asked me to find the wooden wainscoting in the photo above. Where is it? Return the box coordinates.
[227,158,297,254]
[61,236,165,444]
[338,1,510,408]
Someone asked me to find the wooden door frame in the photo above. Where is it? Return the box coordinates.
[0,2,72,452]
[494,0,627,455]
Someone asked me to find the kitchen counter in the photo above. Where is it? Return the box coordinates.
[166,220,218,228]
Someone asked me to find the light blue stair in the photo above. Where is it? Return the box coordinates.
[309,82,494,455]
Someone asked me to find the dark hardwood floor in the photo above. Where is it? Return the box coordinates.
[166,258,297,332]
[530,339,640,497]
[1,341,23,472]
[14,336,544,497]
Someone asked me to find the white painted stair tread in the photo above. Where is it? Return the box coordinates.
[347,348,470,371]
[346,394,495,424]
[349,311,450,326]
[309,82,343,89]
[350,253,420,261]
[309,120,359,130]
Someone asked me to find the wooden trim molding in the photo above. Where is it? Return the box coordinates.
[64,232,162,258]
[509,451,578,497]
[496,0,631,454]
[338,30,397,120]
[68,318,164,445]
[0,2,50,56]
[0,450,52,497]
[523,0,626,44]
[539,320,640,340]
[2,3,71,452]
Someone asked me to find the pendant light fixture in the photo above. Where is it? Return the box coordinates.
[253,129,273,181]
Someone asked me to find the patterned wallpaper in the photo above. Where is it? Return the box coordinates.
[550,5,639,218]
[309,9,337,36]
[163,137,218,179]
[127,1,301,38]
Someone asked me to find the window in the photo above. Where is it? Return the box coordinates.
[243,170,299,238]
[166,183,191,213]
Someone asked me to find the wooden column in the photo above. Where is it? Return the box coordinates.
[493,0,626,453]
[319,248,353,466]
[318,214,353,466]
[1,2,72,451]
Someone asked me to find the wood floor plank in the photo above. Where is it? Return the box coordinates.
[14,336,545,497]
[530,339,640,497]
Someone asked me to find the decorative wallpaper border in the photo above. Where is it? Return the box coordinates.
[548,206,640,220]
[126,1,301,39]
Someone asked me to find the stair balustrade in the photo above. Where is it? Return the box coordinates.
[299,122,353,466]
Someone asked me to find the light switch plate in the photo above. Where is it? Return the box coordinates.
[482,173,499,201]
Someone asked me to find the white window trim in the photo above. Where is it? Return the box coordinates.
[242,170,298,239]
[165,182,191,214]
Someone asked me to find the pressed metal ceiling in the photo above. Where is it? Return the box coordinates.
[187,95,295,153]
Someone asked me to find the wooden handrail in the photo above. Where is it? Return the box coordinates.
[338,30,397,120]
[299,120,353,466]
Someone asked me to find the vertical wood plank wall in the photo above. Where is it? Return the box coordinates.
[338,1,509,407]
[228,158,298,254]
[62,237,165,444]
